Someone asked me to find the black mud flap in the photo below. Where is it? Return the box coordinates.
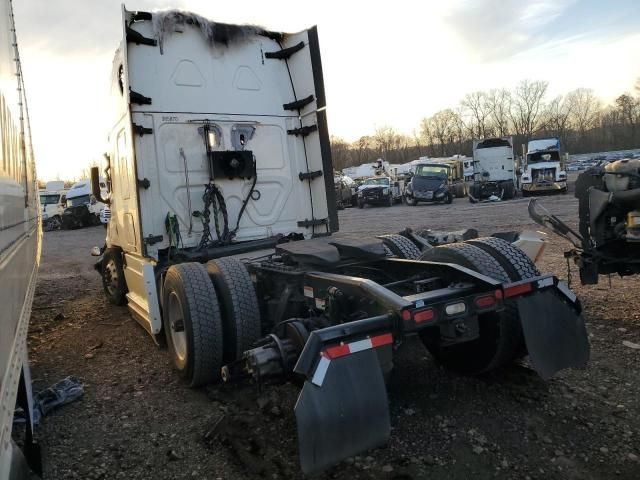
[517,291,590,380]
[294,348,390,475]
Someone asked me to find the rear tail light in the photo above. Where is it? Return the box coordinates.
[503,282,533,298]
[474,294,497,308]
[413,308,435,324]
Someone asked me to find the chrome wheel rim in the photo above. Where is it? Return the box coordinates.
[168,292,187,362]
[104,259,119,295]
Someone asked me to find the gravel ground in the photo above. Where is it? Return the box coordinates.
[28,184,640,480]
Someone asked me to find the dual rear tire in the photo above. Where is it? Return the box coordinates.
[162,258,261,387]
[418,238,538,374]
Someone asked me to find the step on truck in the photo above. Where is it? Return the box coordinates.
[92,7,590,475]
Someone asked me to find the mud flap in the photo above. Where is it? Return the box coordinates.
[294,348,390,475]
[517,291,589,380]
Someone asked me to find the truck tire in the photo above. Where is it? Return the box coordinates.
[445,192,453,204]
[466,237,540,281]
[377,234,422,259]
[418,243,522,374]
[503,181,516,200]
[163,263,224,387]
[207,258,261,362]
[465,237,539,359]
[101,248,128,306]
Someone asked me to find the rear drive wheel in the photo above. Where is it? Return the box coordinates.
[101,248,128,305]
[466,237,539,281]
[377,234,422,259]
[465,236,540,359]
[207,258,262,362]
[418,243,522,374]
[163,262,224,387]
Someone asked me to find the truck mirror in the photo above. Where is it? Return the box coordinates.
[91,166,110,205]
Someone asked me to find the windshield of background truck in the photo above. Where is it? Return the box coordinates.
[527,151,560,164]
[364,177,390,186]
[40,194,60,205]
[415,165,449,178]
[66,194,90,207]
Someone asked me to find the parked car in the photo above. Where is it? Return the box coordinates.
[404,163,455,205]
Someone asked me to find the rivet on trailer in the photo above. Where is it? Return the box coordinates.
[91,6,590,475]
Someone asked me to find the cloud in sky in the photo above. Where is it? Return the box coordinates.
[11,0,640,180]
[445,0,638,62]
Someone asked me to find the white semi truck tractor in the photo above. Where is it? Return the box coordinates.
[521,137,567,196]
[91,7,589,475]
[469,137,517,201]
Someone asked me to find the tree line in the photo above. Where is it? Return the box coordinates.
[330,78,640,170]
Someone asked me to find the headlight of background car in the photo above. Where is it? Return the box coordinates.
[438,183,445,190]
[382,188,389,194]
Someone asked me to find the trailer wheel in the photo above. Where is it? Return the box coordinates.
[466,237,540,281]
[207,258,261,362]
[418,243,522,374]
[101,249,128,305]
[377,234,422,259]
[163,263,224,387]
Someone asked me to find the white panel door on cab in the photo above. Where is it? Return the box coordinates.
[112,127,139,253]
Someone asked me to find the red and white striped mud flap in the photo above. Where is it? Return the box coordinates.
[294,334,392,475]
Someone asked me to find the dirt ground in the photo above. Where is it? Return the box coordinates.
[28,184,640,480]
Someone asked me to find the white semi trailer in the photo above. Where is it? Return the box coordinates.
[91,7,589,475]
[0,0,42,477]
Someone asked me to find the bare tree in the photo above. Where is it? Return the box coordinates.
[509,79,548,139]
[615,93,640,126]
[462,91,492,139]
[543,95,574,144]
[614,93,640,146]
[486,88,512,137]
[568,88,601,140]
[428,109,457,156]
[353,135,374,165]
[330,136,352,171]
[373,125,399,160]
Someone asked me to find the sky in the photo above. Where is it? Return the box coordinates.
[12,0,640,181]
